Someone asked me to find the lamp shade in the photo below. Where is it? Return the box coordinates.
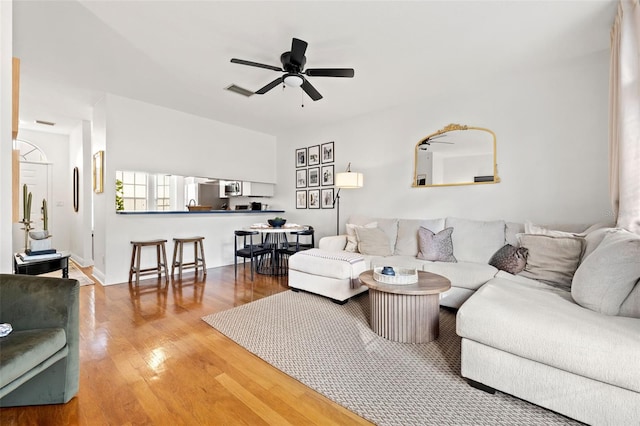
[335,172,364,188]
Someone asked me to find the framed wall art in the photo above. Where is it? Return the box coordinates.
[296,147,307,168]
[296,190,307,209]
[93,150,104,194]
[308,189,320,209]
[321,188,334,209]
[308,167,320,187]
[321,164,334,186]
[73,167,79,212]
[321,141,334,163]
[308,145,320,166]
[296,169,307,188]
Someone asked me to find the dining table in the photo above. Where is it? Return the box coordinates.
[245,224,307,276]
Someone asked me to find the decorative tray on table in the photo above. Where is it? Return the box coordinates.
[373,266,418,285]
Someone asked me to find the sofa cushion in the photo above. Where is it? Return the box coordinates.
[517,234,583,291]
[445,217,506,263]
[395,218,445,256]
[505,222,524,247]
[0,328,66,388]
[355,227,393,256]
[417,227,456,262]
[524,221,580,238]
[488,244,528,274]
[572,229,640,318]
[347,215,398,253]
[345,222,377,252]
[457,277,640,394]
[421,261,498,291]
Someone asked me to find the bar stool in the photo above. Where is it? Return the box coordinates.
[129,239,169,288]
[171,236,207,279]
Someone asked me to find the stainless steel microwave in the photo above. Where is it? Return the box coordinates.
[224,181,242,196]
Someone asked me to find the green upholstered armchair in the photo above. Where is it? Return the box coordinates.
[0,274,79,406]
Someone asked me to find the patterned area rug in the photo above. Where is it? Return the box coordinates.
[39,260,95,286]
[202,291,578,426]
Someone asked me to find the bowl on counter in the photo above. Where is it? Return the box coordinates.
[268,218,286,228]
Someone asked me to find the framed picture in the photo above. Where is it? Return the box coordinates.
[73,167,79,212]
[308,167,320,187]
[296,148,307,168]
[93,150,104,193]
[321,188,334,209]
[296,169,307,188]
[321,141,334,163]
[321,164,334,186]
[308,189,320,209]
[296,190,307,209]
[308,145,320,166]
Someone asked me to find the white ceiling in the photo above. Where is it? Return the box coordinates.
[13,0,617,136]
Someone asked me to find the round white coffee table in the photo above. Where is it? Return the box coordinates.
[358,270,451,343]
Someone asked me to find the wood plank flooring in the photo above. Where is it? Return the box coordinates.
[0,265,373,425]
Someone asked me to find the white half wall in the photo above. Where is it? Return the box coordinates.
[93,94,278,285]
[273,52,613,243]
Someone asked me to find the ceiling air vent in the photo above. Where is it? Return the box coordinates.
[35,120,56,126]
[225,84,254,97]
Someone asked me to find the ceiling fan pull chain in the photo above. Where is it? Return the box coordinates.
[301,88,305,108]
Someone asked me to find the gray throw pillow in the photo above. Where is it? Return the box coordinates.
[572,229,640,317]
[417,227,457,262]
[488,244,528,274]
[355,226,392,256]
[517,234,584,291]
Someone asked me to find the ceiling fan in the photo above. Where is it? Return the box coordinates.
[230,38,355,101]
[418,134,455,150]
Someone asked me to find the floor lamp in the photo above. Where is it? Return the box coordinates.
[333,163,364,235]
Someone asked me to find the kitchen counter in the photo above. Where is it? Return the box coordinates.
[116,210,284,215]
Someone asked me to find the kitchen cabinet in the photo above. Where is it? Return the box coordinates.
[242,182,275,197]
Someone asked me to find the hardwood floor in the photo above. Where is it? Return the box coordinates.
[0,265,373,425]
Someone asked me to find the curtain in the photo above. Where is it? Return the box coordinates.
[610,0,640,233]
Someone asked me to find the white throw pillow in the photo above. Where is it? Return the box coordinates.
[517,234,584,291]
[345,222,377,252]
[572,229,640,317]
[355,227,392,256]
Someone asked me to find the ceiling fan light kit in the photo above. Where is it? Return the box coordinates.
[283,74,304,87]
[231,37,354,102]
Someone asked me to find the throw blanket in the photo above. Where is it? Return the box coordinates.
[296,249,366,289]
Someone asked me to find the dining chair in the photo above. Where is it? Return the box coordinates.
[234,230,270,281]
[279,227,315,269]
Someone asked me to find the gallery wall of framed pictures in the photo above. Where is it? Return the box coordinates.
[295,141,334,209]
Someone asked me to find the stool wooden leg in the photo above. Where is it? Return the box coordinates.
[129,244,137,286]
[135,245,142,288]
[177,241,183,280]
[199,240,207,275]
[161,242,169,286]
[171,240,178,277]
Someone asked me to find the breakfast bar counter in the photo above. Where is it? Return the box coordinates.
[116,210,285,215]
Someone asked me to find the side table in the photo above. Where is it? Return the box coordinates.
[14,253,71,278]
[358,270,451,343]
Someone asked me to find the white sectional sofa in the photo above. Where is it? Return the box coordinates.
[290,214,640,424]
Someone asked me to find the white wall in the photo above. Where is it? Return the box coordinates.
[93,94,278,285]
[272,51,612,243]
[0,0,13,273]
[68,120,93,266]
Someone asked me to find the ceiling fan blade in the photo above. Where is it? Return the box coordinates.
[255,77,283,94]
[290,38,308,67]
[305,68,355,78]
[301,79,322,101]
[231,58,283,72]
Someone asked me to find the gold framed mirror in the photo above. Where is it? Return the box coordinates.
[413,123,500,187]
